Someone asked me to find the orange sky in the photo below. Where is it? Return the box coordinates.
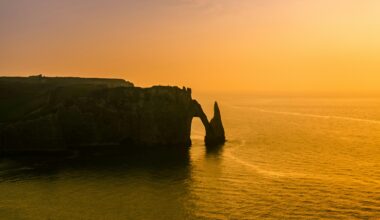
[1,0,380,94]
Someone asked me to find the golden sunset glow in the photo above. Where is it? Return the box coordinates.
[1,0,380,94]
[1,2,380,219]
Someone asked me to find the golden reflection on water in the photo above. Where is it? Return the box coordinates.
[0,97,379,219]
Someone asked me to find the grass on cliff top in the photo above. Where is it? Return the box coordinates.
[0,77,130,123]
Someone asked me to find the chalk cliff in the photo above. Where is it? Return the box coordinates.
[0,76,225,153]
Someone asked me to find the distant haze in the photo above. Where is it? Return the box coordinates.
[1,0,380,95]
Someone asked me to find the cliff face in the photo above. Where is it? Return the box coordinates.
[0,76,225,153]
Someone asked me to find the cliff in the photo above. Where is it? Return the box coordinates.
[0,76,225,153]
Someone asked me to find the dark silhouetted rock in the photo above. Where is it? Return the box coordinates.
[0,76,225,154]
[205,102,226,146]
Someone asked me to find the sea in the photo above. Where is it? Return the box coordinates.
[0,95,379,219]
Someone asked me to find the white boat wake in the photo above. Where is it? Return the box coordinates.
[224,140,379,186]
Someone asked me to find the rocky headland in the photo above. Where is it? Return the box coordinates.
[0,76,225,154]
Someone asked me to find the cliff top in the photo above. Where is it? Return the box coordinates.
[0,76,192,124]
[0,76,132,123]
[0,75,134,88]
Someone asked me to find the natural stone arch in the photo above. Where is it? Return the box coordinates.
[191,100,226,146]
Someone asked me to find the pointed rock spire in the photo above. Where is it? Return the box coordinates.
[205,102,226,146]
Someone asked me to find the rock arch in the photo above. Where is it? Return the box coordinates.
[191,100,226,146]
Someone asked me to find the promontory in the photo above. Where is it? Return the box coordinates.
[0,76,225,154]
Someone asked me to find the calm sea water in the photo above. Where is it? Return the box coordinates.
[0,96,379,219]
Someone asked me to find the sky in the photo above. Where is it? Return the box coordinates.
[1,0,380,95]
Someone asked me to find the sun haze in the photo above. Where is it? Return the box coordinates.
[1,0,380,95]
